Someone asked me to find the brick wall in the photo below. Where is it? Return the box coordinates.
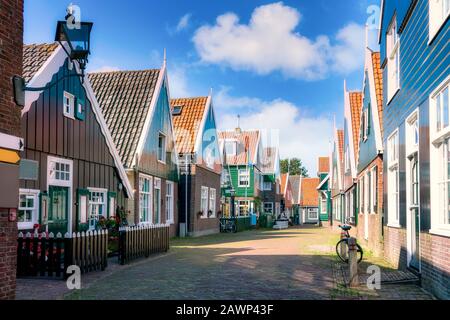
[188,164,220,237]
[383,226,407,269]
[0,0,23,300]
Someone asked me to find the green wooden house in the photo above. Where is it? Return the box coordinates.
[316,157,331,224]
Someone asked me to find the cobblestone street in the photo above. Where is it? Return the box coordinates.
[16,226,435,300]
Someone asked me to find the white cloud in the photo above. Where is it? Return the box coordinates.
[215,88,333,174]
[176,13,192,32]
[193,2,365,80]
[168,65,191,98]
[89,65,120,73]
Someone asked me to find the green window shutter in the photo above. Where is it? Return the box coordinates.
[77,189,90,231]
[74,96,85,121]
[107,191,117,218]
[39,192,50,226]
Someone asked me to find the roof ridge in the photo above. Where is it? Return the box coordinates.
[171,96,208,101]
[88,68,160,75]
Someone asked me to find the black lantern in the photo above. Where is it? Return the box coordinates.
[55,20,93,70]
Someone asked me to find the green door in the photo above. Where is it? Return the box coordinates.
[48,186,69,234]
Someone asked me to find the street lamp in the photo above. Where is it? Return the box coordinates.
[12,8,93,107]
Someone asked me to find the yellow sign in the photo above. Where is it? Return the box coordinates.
[0,148,20,164]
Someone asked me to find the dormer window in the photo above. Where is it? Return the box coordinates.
[224,140,237,156]
[172,105,183,116]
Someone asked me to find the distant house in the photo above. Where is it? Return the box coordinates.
[280,173,293,218]
[355,48,384,257]
[89,61,179,237]
[379,0,449,299]
[170,95,222,237]
[18,43,133,234]
[219,129,263,216]
[330,128,344,226]
[299,178,320,224]
[316,157,331,225]
[260,147,282,216]
[289,175,301,221]
[342,83,362,226]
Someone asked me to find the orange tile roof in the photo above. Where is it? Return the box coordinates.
[170,97,208,154]
[337,129,344,176]
[372,52,384,139]
[318,157,330,174]
[300,178,320,207]
[281,173,288,195]
[349,92,362,164]
[219,130,260,165]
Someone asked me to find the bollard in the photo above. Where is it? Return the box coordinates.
[348,237,359,287]
[340,230,347,261]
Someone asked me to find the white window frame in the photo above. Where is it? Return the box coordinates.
[209,188,216,218]
[157,132,166,164]
[386,16,400,103]
[345,147,350,172]
[365,172,370,215]
[264,202,274,214]
[201,186,209,218]
[238,200,250,216]
[370,166,378,214]
[262,181,272,191]
[320,192,327,214]
[47,156,72,187]
[224,140,237,156]
[387,129,400,227]
[165,181,174,224]
[430,76,450,237]
[238,169,250,187]
[154,178,161,224]
[429,0,450,43]
[87,187,108,230]
[308,208,319,220]
[18,189,40,230]
[63,91,75,119]
[139,174,153,224]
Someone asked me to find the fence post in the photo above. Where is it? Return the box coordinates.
[64,232,72,280]
[104,229,108,269]
[47,232,54,277]
[348,237,359,287]
[339,229,347,262]
[17,232,24,277]
[39,232,47,277]
[32,231,39,276]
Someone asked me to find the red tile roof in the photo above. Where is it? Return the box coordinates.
[349,92,362,164]
[318,157,330,174]
[281,173,289,195]
[170,97,208,154]
[372,52,384,139]
[300,178,320,207]
[337,129,344,177]
[219,130,260,165]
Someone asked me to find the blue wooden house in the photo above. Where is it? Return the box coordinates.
[330,128,344,226]
[379,0,449,299]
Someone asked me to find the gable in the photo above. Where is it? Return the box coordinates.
[198,100,222,171]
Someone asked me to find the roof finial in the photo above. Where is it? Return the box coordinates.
[209,87,213,97]
[365,23,369,49]
[235,114,242,134]
[163,48,167,67]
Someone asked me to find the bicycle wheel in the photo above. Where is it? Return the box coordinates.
[356,244,363,263]
[336,239,349,263]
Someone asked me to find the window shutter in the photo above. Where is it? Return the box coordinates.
[75,96,85,121]
[39,192,50,226]
[77,189,90,229]
[107,191,117,218]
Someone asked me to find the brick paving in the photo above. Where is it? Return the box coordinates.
[15,226,435,300]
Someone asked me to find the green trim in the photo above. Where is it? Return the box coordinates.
[76,188,89,227]
[38,191,49,225]
[107,191,117,218]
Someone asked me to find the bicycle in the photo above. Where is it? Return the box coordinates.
[335,220,363,264]
[220,218,237,233]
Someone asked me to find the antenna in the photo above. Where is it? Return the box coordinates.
[237,114,240,128]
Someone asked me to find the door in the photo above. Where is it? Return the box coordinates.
[48,186,69,234]
[409,155,420,270]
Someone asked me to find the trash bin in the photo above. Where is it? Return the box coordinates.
[294,213,300,225]
[250,213,257,226]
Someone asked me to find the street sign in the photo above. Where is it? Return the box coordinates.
[0,132,24,151]
[0,148,20,164]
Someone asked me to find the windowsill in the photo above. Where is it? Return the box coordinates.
[166,220,174,225]
[157,160,166,165]
[387,87,400,106]
[387,223,402,229]
[18,222,36,231]
[63,114,75,120]
[429,228,450,238]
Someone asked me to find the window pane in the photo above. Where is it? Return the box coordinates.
[437,93,442,132]
[444,88,449,129]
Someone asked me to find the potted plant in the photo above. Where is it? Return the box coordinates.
[207,210,213,217]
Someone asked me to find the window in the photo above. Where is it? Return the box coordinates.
[158,133,166,163]
[154,178,161,224]
[224,140,237,156]
[365,172,370,214]
[320,193,327,214]
[47,157,72,187]
[139,175,152,223]
[371,166,378,213]
[430,77,450,235]
[63,91,75,119]
[166,181,174,223]
[201,186,208,218]
[308,208,319,220]
[386,17,400,102]
[172,105,182,115]
[262,181,272,191]
[18,189,39,230]
[88,188,107,230]
[429,0,450,41]
[388,130,400,225]
[264,202,274,214]
[238,169,250,187]
[238,200,250,216]
[209,188,216,218]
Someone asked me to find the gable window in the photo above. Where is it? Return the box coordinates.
[201,186,208,218]
[209,188,216,218]
[224,140,237,156]
[154,178,161,224]
[238,169,250,187]
[429,0,450,42]
[166,181,174,224]
[158,133,166,163]
[63,91,75,119]
[139,175,153,223]
[388,129,400,226]
[386,17,400,103]
[88,188,107,230]
[430,77,450,236]
[48,157,72,187]
[264,202,274,214]
[18,189,40,230]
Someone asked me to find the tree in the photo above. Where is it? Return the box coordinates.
[280,158,309,177]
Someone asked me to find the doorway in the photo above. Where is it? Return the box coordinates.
[48,186,69,234]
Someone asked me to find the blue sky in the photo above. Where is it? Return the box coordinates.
[24,0,381,173]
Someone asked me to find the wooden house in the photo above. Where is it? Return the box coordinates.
[299,177,320,224]
[280,173,293,218]
[316,157,331,225]
[260,147,282,216]
[330,128,344,227]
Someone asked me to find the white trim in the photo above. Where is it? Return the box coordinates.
[18,189,40,230]
[378,0,385,44]
[63,91,75,119]
[200,185,209,219]
[428,0,450,44]
[0,132,24,151]
[138,173,153,224]
[157,131,167,164]
[194,94,212,155]
[165,180,175,224]
[343,86,358,179]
